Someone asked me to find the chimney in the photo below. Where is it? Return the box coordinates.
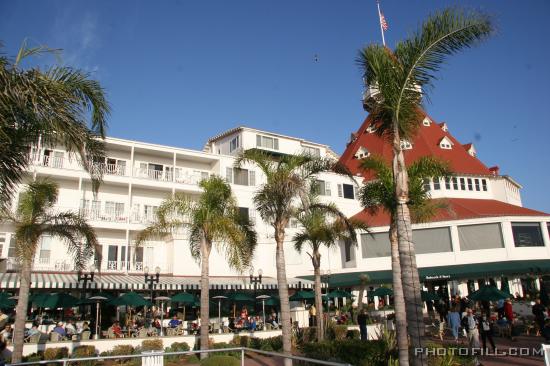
[489,166,499,176]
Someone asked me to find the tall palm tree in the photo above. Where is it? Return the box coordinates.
[357,9,492,363]
[293,192,365,341]
[0,179,100,363]
[136,176,256,358]
[236,150,347,362]
[359,155,450,366]
[0,41,109,209]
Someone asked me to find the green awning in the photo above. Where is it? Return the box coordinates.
[299,259,550,287]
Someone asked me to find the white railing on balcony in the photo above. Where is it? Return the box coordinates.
[79,207,127,223]
[134,168,172,182]
[93,162,127,176]
[32,154,65,169]
[175,170,208,185]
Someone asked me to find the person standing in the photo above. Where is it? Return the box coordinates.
[504,298,515,339]
[532,298,546,336]
[309,304,317,327]
[357,308,369,341]
[447,306,461,343]
[479,314,496,353]
[463,309,480,348]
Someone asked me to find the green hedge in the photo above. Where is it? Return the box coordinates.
[200,355,240,366]
[301,339,394,366]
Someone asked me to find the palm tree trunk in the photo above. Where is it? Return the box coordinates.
[312,250,324,341]
[199,237,211,359]
[390,216,410,366]
[275,226,292,366]
[12,258,32,363]
[392,124,425,366]
[357,287,365,312]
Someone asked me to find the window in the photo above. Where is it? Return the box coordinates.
[0,233,5,257]
[482,179,488,191]
[314,180,331,196]
[474,179,480,191]
[433,178,441,190]
[400,140,412,150]
[344,240,353,262]
[439,137,453,149]
[303,146,320,157]
[108,245,119,269]
[144,205,158,222]
[412,227,453,254]
[366,125,377,133]
[361,232,391,258]
[338,184,355,199]
[105,202,125,220]
[467,178,473,191]
[445,178,451,190]
[460,178,466,190]
[423,179,431,192]
[226,167,255,186]
[103,158,127,175]
[423,117,431,126]
[354,147,369,159]
[229,136,240,152]
[256,134,279,150]
[512,222,544,247]
[452,177,459,190]
[8,236,16,258]
[39,236,52,263]
[458,223,504,250]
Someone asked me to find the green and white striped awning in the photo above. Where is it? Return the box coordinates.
[0,272,312,291]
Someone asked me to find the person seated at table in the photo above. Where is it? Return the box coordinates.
[78,321,91,334]
[228,318,236,332]
[168,316,180,328]
[152,317,161,335]
[0,324,12,343]
[52,322,66,339]
[111,321,123,338]
[240,306,248,320]
[25,324,40,340]
[65,320,77,337]
[267,313,279,329]
[249,316,257,331]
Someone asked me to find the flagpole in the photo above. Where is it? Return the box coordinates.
[376,0,386,46]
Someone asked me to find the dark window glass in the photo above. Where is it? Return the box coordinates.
[445,178,451,190]
[452,177,459,190]
[433,179,440,190]
[342,184,355,199]
[460,178,466,190]
[238,207,249,221]
[475,179,480,191]
[344,240,352,262]
[512,222,544,247]
[423,179,431,192]
[467,178,473,190]
[482,179,488,191]
[233,168,249,186]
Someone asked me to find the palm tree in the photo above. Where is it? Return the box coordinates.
[236,150,347,361]
[136,176,256,358]
[356,274,370,312]
[357,8,492,363]
[0,41,109,209]
[0,179,100,363]
[359,155,450,366]
[293,193,365,341]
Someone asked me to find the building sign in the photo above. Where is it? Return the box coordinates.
[425,275,451,280]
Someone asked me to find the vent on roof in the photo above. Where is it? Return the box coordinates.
[422,117,431,126]
[400,140,413,150]
[440,122,448,132]
[489,166,500,176]
[354,146,370,159]
[439,136,453,150]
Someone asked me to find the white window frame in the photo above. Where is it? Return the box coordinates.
[229,136,240,153]
[422,117,431,126]
[400,140,412,150]
[256,134,279,150]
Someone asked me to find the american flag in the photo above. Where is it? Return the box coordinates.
[380,12,389,31]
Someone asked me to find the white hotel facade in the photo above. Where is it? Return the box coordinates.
[0,121,549,299]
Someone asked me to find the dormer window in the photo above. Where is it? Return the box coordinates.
[400,140,412,150]
[440,123,448,132]
[354,146,370,159]
[439,137,453,150]
[463,143,477,157]
[366,125,377,133]
[422,117,431,126]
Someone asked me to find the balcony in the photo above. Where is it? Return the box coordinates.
[79,207,128,223]
[134,168,172,182]
[93,162,127,176]
[31,154,66,169]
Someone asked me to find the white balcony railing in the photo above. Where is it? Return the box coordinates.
[79,207,127,223]
[93,162,127,176]
[134,168,172,182]
[31,154,65,169]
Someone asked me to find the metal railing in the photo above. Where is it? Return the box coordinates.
[7,347,352,366]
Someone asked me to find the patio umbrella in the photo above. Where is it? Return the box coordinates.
[227,293,255,302]
[29,293,51,305]
[109,292,152,307]
[469,285,510,302]
[371,287,393,297]
[326,290,354,299]
[259,295,280,307]
[289,291,315,301]
[78,292,115,305]
[171,293,198,305]
[0,293,15,309]
[421,291,440,302]
[34,293,79,309]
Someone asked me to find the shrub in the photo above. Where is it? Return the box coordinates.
[211,342,240,358]
[164,341,191,362]
[260,342,274,352]
[23,352,43,362]
[301,339,392,366]
[111,345,136,356]
[72,346,97,366]
[141,338,164,352]
[325,324,348,340]
[44,347,69,360]
[187,354,200,364]
[200,355,240,366]
[193,337,215,350]
[249,337,262,350]
[346,329,360,340]
[262,336,283,352]
[231,335,250,347]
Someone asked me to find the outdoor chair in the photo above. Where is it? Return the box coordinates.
[49,332,60,342]
[211,323,220,333]
[107,327,116,339]
[166,327,176,336]
[138,328,149,338]
[80,331,91,340]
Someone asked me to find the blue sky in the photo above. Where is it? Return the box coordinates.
[1,0,550,212]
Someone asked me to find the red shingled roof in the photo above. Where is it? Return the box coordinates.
[339,113,493,180]
[351,198,550,227]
